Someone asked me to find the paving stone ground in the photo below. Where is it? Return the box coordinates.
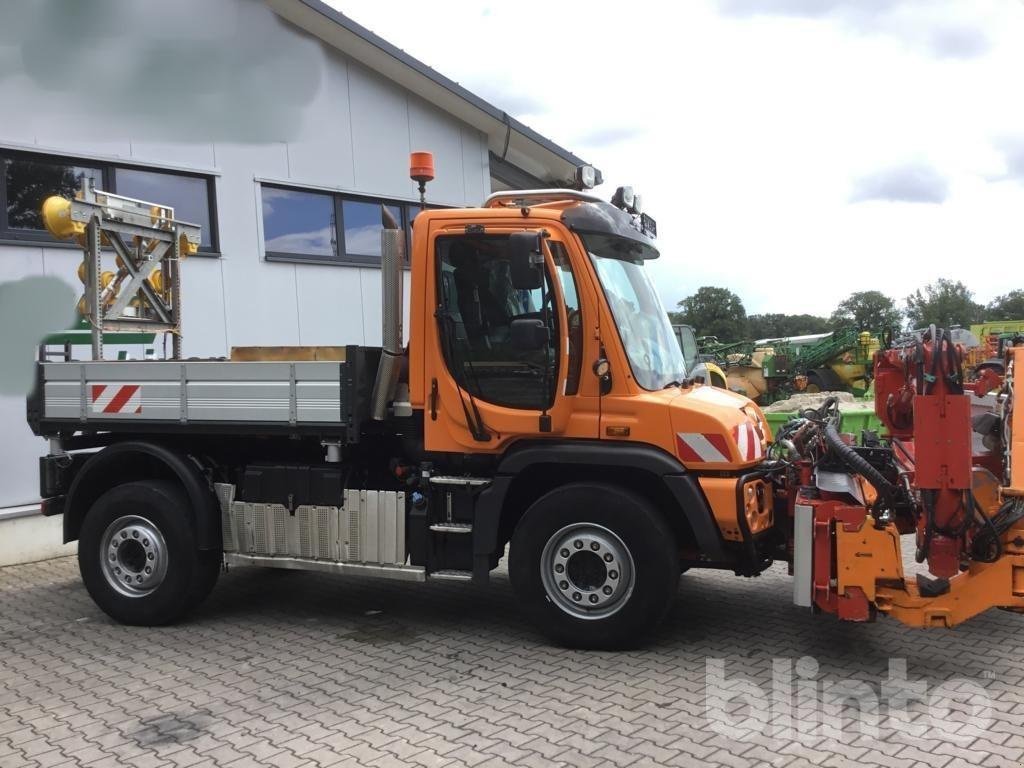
[1,554,1022,767]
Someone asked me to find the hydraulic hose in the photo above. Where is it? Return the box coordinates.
[823,422,897,503]
[971,498,1024,563]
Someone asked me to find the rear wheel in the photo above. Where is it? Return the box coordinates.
[509,483,679,649]
[805,368,844,393]
[78,480,220,625]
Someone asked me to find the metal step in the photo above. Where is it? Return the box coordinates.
[429,569,473,582]
[428,475,491,487]
[429,523,473,534]
[223,552,425,582]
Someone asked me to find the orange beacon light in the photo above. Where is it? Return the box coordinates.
[410,151,435,207]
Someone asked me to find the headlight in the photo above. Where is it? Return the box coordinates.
[575,164,602,190]
[611,186,643,215]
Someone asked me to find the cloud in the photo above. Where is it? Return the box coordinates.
[575,125,645,148]
[718,0,900,18]
[260,187,299,218]
[849,163,950,204]
[993,138,1024,183]
[264,227,336,257]
[926,24,990,59]
[463,80,548,119]
[715,0,992,59]
[344,224,383,257]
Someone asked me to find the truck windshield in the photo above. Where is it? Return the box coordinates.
[585,235,688,390]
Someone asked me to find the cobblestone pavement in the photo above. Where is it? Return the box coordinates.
[1,555,1023,768]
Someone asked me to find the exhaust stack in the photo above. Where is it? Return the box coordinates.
[370,206,405,421]
[370,152,432,421]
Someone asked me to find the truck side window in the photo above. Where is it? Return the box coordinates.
[436,236,558,410]
[548,242,582,396]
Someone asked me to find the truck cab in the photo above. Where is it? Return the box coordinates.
[414,192,767,456]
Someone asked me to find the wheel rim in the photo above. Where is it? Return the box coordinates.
[540,523,635,620]
[99,515,168,598]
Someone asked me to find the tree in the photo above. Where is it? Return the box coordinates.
[904,279,984,329]
[829,290,902,333]
[675,286,747,342]
[986,289,1024,320]
[5,160,86,230]
[747,313,830,340]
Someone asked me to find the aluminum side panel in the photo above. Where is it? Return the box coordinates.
[43,381,80,419]
[38,360,344,425]
[220,485,405,567]
[296,381,342,422]
[187,380,291,422]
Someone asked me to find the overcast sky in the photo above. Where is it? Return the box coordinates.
[332,0,1024,317]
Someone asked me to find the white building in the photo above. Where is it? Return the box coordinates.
[0,0,595,563]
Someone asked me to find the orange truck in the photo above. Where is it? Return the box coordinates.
[27,156,1024,648]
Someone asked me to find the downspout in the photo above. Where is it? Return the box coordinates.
[370,206,405,421]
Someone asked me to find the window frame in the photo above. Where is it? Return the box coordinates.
[261,182,437,268]
[0,149,220,254]
[338,197,406,266]
[433,233,561,412]
[547,240,583,397]
[260,184,341,265]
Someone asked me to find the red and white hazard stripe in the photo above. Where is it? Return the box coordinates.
[732,421,763,461]
[676,432,731,463]
[90,384,142,414]
[676,421,763,465]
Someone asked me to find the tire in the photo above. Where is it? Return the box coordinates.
[805,369,843,393]
[78,480,221,625]
[509,483,679,650]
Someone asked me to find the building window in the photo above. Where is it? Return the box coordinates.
[4,156,104,232]
[341,199,403,260]
[0,149,219,253]
[115,168,215,249]
[261,183,430,267]
[407,204,424,246]
[262,187,337,260]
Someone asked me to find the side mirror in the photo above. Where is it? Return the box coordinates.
[675,325,699,370]
[508,231,543,290]
[510,318,549,350]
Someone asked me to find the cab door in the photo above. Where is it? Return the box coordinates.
[423,226,597,453]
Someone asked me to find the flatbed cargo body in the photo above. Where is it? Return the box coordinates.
[28,346,379,439]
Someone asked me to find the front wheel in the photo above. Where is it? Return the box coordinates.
[509,483,679,649]
[78,480,221,625]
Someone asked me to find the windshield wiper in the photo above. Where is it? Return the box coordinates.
[663,377,695,389]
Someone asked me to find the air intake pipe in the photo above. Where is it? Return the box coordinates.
[370,206,405,421]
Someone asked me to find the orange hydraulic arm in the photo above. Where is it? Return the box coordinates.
[1007,347,1023,498]
[790,334,1024,628]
